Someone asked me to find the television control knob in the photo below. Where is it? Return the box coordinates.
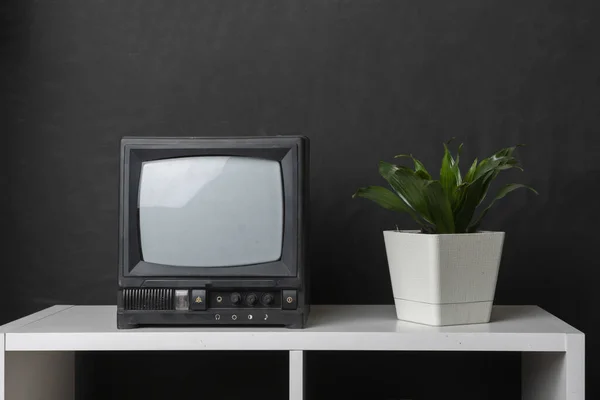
[261,293,274,306]
[246,293,258,306]
[230,292,242,305]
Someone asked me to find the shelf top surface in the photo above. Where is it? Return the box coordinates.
[0,305,582,352]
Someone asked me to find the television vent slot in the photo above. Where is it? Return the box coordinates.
[123,289,174,310]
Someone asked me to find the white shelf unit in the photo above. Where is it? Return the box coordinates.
[0,305,584,400]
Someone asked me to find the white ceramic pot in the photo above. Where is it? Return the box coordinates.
[383,230,505,326]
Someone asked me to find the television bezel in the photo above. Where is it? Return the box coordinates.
[119,136,308,279]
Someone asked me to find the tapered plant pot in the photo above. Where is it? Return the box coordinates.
[383,230,505,326]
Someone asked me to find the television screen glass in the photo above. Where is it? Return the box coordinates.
[138,156,284,267]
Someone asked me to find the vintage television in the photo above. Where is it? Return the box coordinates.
[117,136,309,329]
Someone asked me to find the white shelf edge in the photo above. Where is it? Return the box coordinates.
[0,306,73,333]
[2,305,583,353]
[5,332,569,352]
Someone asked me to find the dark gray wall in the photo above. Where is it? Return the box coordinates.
[2,0,598,398]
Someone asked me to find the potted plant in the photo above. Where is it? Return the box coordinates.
[353,141,537,326]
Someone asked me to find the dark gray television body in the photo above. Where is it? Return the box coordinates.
[117,136,309,329]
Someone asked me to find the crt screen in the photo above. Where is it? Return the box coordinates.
[138,156,284,267]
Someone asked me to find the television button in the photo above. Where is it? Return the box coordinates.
[215,314,221,321]
[190,290,207,311]
[261,293,274,306]
[174,290,190,311]
[248,314,253,320]
[231,314,238,321]
[282,290,297,310]
[230,292,242,305]
[246,293,258,306]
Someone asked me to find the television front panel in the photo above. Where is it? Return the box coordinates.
[117,136,309,329]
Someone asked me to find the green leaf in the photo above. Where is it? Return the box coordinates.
[469,150,523,207]
[465,158,478,183]
[476,170,498,206]
[353,186,410,213]
[467,184,539,232]
[414,170,430,180]
[454,157,479,213]
[379,161,432,224]
[494,144,524,159]
[472,155,518,182]
[353,186,433,231]
[380,161,455,234]
[456,143,464,169]
[453,170,495,233]
[352,186,407,212]
[440,143,461,207]
[472,145,523,182]
[455,145,527,230]
[394,154,432,180]
[423,181,455,233]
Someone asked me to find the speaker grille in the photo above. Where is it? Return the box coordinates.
[123,289,174,310]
